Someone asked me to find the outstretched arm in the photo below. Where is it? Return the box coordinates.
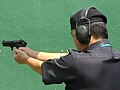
[13,48,68,74]
[37,52,68,61]
[19,47,68,61]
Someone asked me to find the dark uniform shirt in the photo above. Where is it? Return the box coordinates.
[41,39,120,90]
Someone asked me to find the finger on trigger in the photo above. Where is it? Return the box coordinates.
[18,47,26,51]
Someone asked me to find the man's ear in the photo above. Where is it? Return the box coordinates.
[71,29,76,37]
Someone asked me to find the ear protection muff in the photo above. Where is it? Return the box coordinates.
[76,7,91,44]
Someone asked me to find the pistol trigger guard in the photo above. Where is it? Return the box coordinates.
[11,47,13,51]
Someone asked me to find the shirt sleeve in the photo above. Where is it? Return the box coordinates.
[41,53,76,85]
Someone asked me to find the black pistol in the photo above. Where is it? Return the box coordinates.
[2,39,27,51]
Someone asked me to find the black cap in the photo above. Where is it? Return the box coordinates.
[70,7,107,29]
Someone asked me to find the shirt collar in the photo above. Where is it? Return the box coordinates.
[86,39,111,50]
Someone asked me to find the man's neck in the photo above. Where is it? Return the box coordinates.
[88,37,104,47]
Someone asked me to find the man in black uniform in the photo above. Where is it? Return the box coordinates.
[13,7,120,90]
